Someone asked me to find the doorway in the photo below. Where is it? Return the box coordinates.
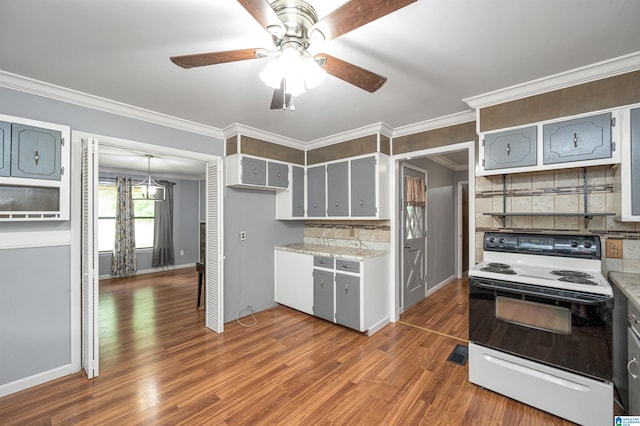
[76,132,223,379]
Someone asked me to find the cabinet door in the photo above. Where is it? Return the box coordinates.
[241,156,266,185]
[313,269,335,322]
[483,126,537,170]
[335,273,360,330]
[543,112,612,164]
[268,161,289,188]
[628,328,640,415]
[631,108,640,216]
[291,165,305,217]
[351,156,377,216]
[0,121,10,177]
[11,124,61,180]
[307,165,326,217]
[327,161,348,216]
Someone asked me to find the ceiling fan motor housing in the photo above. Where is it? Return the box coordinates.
[270,0,319,49]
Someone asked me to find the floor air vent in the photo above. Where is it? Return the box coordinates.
[447,344,468,366]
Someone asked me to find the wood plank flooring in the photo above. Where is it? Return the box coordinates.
[0,269,576,425]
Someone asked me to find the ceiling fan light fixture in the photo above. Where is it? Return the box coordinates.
[259,58,284,89]
[302,55,326,89]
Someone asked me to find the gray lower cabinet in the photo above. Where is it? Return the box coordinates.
[483,126,537,170]
[327,161,348,216]
[351,156,376,216]
[267,161,289,188]
[10,123,62,180]
[291,165,305,217]
[313,269,334,322]
[631,107,640,216]
[629,328,640,415]
[543,112,612,164]
[307,165,326,217]
[241,156,267,185]
[335,273,360,330]
[0,121,10,177]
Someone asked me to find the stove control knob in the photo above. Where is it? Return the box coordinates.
[488,237,496,244]
[570,241,579,248]
[584,242,592,249]
[498,238,505,245]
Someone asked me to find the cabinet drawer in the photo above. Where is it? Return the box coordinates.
[241,157,266,185]
[11,123,62,180]
[268,162,289,188]
[0,121,9,177]
[483,126,537,170]
[543,112,612,164]
[313,256,333,268]
[336,259,360,273]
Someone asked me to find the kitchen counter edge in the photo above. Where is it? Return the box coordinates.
[275,243,388,261]
[608,271,640,310]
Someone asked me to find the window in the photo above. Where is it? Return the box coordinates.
[97,184,155,252]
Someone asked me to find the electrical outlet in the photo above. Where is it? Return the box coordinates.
[179,250,184,256]
[606,239,623,258]
[240,231,246,241]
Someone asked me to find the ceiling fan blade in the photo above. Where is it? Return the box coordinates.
[237,0,282,30]
[170,48,261,69]
[318,54,387,93]
[270,79,292,110]
[314,0,417,41]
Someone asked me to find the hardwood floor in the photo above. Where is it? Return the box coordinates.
[0,269,575,425]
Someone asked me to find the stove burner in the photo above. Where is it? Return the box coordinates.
[551,270,594,279]
[481,263,516,275]
[557,276,597,285]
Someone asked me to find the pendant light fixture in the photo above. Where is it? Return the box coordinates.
[132,155,165,201]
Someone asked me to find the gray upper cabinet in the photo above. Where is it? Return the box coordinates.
[313,269,334,323]
[631,107,640,216]
[351,156,376,216]
[327,161,348,216]
[0,121,10,177]
[307,165,326,217]
[241,156,266,185]
[291,165,305,217]
[543,112,612,164]
[335,273,360,330]
[484,126,537,170]
[10,123,62,181]
[267,161,288,188]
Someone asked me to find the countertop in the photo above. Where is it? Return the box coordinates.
[608,271,640,310]
[275,242,388,261]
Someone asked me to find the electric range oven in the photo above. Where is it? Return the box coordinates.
[468,232,613,426]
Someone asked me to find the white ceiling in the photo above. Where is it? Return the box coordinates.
[1,0,640,148]
[99,145,206,179]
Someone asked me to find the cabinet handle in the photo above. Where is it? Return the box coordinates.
[253,168,258,176]
[506,143,510,156]
[296,202,302,208]
[345,284,349,294]
[629,357,639,379]
[335,200,339,207]
[34,150,40,166]
[320,279,324,288]
[342,264,352,269]
[573,132,578,148]
[630,314,640,325]
[360,198,364,207]
[313,202,318,208]
[277,172,281,178]
[319,261,327,265]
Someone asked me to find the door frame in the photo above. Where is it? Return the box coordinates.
[456,180,469,279]
[400,163,428,313]
[389,141,475,323]
[71,130,223,376]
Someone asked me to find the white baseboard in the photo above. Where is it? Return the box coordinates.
[366,316,391,336]
[99,263,195,280]
[426,274,456,297]
[0,364,72,398]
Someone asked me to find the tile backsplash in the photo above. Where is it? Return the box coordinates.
[474,165,640,272]
[304,220,390,251]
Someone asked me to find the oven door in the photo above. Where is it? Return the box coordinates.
[469,277,613,381]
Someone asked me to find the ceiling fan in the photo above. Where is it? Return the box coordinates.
[170,0,417,109]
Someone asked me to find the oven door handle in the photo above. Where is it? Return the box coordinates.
[472,280,610,305]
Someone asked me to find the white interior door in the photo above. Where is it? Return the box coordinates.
[205,159,224,333]
[401,164,427,312]
[81,138,99,378]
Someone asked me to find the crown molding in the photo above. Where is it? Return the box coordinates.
[306,122,391,150]
[0,70,225,139]
[222,123,306,150]
[428,154,468,172]
[392,110,476,138]
[463,51,640,109]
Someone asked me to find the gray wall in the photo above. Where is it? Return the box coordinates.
[0,86,223,389]
[223,188,304,323]
[97,174,201,276]
[406,158,457,290]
